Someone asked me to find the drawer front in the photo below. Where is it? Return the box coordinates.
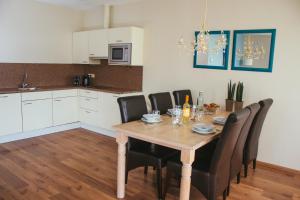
[79,108,99,127]
[53,89,78,98]
[22,91,52,101]
[79,89,98,99]
[79,96,99,111]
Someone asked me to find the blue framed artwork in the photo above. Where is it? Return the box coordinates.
[231,29,276,72]
[193,30,230,70]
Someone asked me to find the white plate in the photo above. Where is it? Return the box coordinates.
[141,118,162,124]
[143,114,160,120]
[193,123,214,131]
[213,116,226,125]
[192,127,215,135]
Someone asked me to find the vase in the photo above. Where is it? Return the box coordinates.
[225,99,234,112]
[235,101,244,112]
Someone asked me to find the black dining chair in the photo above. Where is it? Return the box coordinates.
[227,103,260,195]
[149,92,173,115]
[165,109,250,200]
[243,98,273,177]
[173,90,193,106]
[117,95,178,199]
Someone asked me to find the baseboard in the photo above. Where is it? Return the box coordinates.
[80,123,116,138]
[257,160,300,175]
[0,122,81,144]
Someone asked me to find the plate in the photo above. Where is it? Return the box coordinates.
[213,116,226,125]
[192,127,215,135]
[141,117,162,124]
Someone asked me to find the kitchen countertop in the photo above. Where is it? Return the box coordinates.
[0,86,142,95]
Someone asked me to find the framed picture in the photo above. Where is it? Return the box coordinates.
[231,29,276,72]
[193,30,230,70]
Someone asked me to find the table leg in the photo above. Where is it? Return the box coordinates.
[179,149,195,200]
[116,133,128,199]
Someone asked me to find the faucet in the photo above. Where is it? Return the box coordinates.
[20,72,29,88]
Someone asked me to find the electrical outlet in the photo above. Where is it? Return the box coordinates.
[88,74,95,78]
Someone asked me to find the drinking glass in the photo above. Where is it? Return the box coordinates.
[172,105,182,126]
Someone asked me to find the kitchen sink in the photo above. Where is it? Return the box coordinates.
[18,87,38,91]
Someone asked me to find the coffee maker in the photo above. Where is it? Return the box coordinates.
[82,74,92,87]
[73,76,81,86]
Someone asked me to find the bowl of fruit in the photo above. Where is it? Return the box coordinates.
[203,103,220,114]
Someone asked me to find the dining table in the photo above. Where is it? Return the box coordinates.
[114,111,229,200]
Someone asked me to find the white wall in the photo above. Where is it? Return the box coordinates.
[83,0,300,170]
[0,0,83,63]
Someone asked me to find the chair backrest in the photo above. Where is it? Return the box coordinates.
[117,95,149,149]
[209,109,250,196]
[173,90,193,106]
[230,103,260,179]
[148,92,173,115]
[117,95,148,123]
[244,98,273,163]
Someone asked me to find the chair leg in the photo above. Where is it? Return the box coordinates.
[164,167,172,199]
[244,163,248,177]
[223,189,227,200]
[227,184,230,196]
[156,165,163,200]
[125,169,128,184]
[253,159,257,170]
[237,172,241,184]
[144,166,148,175]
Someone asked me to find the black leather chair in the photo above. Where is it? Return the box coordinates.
[243,98,273,177]
[165,109,250,200]
[149,92,173,115]
[227,103,260,195]
[173,90,193,106]
[117,95,178,199]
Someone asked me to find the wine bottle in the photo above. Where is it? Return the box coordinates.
[182,95,191,124]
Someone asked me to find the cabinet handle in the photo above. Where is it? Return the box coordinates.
[116,40,123,43]
[85,98,90,101]
[82,61,88,64]
[0,96,8,98]
[90,54,94,56]
[113,96,120,98]
[85,111,91,114]
[24,103,32,105]
[54,99,62,102]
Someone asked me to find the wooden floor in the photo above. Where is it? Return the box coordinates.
[0,129,299,200]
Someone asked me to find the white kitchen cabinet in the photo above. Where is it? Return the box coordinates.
[53,97,78,126]
[89,29,108,58]
[79,108,100,127]
[0,93,22,136]
[22,99,53,132]
[99,92,121,131]
[73,31,89,64]
[108,27,144,66]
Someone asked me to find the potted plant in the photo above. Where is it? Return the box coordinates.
[226,80,236,112]
[235,82,244,111]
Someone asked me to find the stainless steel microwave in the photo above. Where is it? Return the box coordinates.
[108,43,132,65]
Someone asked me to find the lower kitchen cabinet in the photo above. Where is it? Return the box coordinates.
[0,93,22,136]
[53,97,78,126]
[22,99,53,132]
[79,108,100,127]
[99,92,121,130]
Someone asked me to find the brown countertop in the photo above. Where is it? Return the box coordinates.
[0,86,142,95]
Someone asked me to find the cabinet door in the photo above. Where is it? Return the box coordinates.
[108,27,133,44]
[79,108,100,127]
[22,99,53,132]
[89,29,108,58]
[99,93,121,130]
[53,97,78,126]
[73,31,89,64]
[0,94,22,136]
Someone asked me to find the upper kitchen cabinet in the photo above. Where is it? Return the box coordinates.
[89,29,109,58]
[73,31,89,64]
[108,27,144,66]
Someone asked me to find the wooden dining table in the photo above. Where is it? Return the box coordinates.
[114,112,228,200]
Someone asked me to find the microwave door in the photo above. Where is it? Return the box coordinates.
[111,48,124,61]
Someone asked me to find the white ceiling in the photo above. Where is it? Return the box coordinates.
[36,0,144,10]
